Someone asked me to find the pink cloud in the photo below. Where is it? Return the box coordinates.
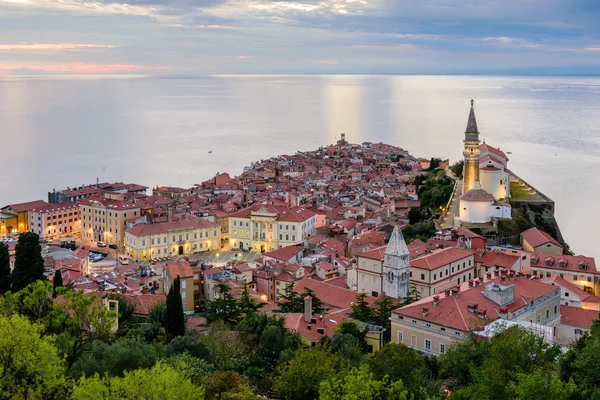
[0,62,170,73]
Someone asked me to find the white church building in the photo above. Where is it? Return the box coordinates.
[459,101,512,224]
[349,226,410,299]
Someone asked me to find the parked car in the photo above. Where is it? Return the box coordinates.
[97,241,106,248]
[109,244,117,249]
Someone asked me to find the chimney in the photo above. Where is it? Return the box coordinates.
[499,307,508,319]
[486,272,492,280]
[478,276,484,283]
[433,295,440,306]
[452,288,460,297]
[494,270,500,277]
[444,290,451,297]
[468,279,474,287]
[304,296,313,323]
[422,307,429,317]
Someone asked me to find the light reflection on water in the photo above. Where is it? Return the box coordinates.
[1,75,599,258]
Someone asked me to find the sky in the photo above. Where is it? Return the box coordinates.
[1,0,600,75]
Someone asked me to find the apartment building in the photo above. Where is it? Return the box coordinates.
[391,272,562,355]
[28,203,81,240]
[409,247,476,297]
[526,252,600,296]
[228,201,316,252]
[1,200,47,235]
[164,261,195,312]
[125,215,220,262]
[80,193,148,246]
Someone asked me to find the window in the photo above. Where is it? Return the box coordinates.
[546,310,549,319]
[573,275,578,281]
[181,292,186,300]
[411,335,417,345]
[433,274,437,280]
[575,329,584,335]
[234,221,237,226]
[421,273,425,280]
[424,339,432,351]
[537,314,541,323]
[181,280,186,289]
[397,332,403,342]
[440,343,446,354]
[426,323,431,328]
[554,305,558,314]
[286,234,289,241]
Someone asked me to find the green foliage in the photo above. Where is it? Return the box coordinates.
[450,160,464,179]
[407,207,424,224]
[371,296,396,343]
[196,370,261,400]
[348,293,373,322]
[426,158,442,171]
[319,365,412,400]
[276,283,329,314]
[0,242,10,294]
[508,371,581,400]
[142,302,166,343]
[201,321,250,372]
[52,272,63,298]
[238,281,265,315]
[164,335,208,360]
[72,361,205,400]
[369,343,433,400]
[70,338,160,378]
[0,280,54,323]
[273,346,337,400]
[204,283,242,326]
[402,221,436,243]
[11,232,45,292]
[0,314,67,399]
[559,318,600,398]
[165,276,186,337]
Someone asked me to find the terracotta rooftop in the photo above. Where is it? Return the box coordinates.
[560,305,599,328]
[520,227,563,249]
[411,247,474,271]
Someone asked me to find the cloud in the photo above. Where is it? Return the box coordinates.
[0,62,169,73]
[0,43,118,51]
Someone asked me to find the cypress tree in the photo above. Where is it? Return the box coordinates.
[165,276,185,337]
[52,271,63,298]
[0,242,11,294]
[11,232,45,292]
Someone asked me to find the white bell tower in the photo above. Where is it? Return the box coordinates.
[382,226,410,299]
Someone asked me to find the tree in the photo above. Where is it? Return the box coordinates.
[201,321,250,372]
[0,280,54,323]
[400,283,421,306]
[349,293,374,323]
[239,282,264,315]
[559,319,600,398]
[303,288,328,315]
[368,343,432,400]
[450,160,464,179]
[0,314,67,399]
[371,296,397,343]
[273,347,336,400]
[11,232,45,292]
[164,335,209,360]
[0,242,10,294]
[52,289,118,372]
[277,283,304,313]
[165,276,186,337]
[70,338,160,378]
[72,361,204,400]
[319,365,411,400]
[141,302,166,343]
[508,371,580,400]
[204,284,242,326]
[52,271,63,298]
[408,208,423,224]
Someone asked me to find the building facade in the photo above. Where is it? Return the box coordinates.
[28,203,81,240]
[125,216,220,261]
[80,193,146,246]
[228,202,316,252]
[391,273,562,355]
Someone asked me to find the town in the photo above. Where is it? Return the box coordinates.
[1,103,599,398]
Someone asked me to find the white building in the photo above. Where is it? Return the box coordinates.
[459,182,511,223]
[228,201,316,252]
[479,143,511,201]
[125,215,220,261]
[28,203,81,240]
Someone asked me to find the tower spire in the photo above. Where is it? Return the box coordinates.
[465,100,478,134]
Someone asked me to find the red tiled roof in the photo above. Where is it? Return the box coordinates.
[530,252,598,275]
[520,227,562,249]
[358,245,386,261]
[129,293,166,316]
[411,247,474,271]
[395,276,558,332]
[560,305,599,328]
[292,277,376,311]
[166,261,194,279]
[125,215,217,236]
[263,245,304,262]
[541,275,600,303]
[480,143,509,163]
[475,251,519,269]
[5,199,48,213]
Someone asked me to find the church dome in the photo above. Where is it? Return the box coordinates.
[459,182,495,202]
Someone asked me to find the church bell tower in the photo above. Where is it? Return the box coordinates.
[462,100,481,194]
[382,226,410,299]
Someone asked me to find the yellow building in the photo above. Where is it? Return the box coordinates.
[1,200,48,235]
[164,261,195,313]
[80,193,147,246]
[125,215,220,262]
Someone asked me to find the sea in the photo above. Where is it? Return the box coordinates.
[1,75,599,259]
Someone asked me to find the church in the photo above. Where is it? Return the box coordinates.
[459,101,512,224]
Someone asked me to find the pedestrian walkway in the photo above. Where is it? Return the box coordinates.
[441,180,462,229]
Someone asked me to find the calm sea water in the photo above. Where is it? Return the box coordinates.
[1,75,599,258]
